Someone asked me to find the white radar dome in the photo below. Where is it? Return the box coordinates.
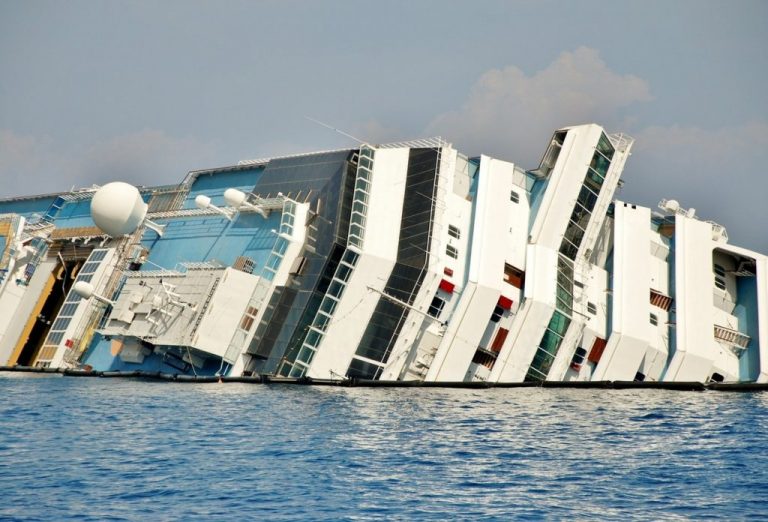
[73,281,95,299]
[223,188,247,207]
[665,199,680,213]
[91,182,148,237]
[195,194,212,209]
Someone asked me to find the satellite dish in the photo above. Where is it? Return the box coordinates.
[91,182,164,237]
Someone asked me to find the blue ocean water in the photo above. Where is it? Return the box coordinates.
[1,375,767,521]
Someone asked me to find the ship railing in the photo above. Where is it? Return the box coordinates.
[177,260,225,271]
[608,133,635,153]
[377,136,447,149]
[58,186,100,202]
[658,200,728,241]
[238,147,352,166]
[237,138,449,167]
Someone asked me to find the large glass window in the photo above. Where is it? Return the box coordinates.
[577,185,599,213]
[584,168,605,193]
[597,133,615,160]
[349,148,440,373]
[525,311,572,382]
[569,202,592,230]
[534,131,568,178]
[428,296,445,318]
[590,152,611,179]
[549,311,570,335]
[560,227,584,261]
[347,357,384,380]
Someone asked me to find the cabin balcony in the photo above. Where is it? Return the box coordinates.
[713,324,750,352]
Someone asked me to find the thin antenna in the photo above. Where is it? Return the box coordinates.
[304,116,365,144]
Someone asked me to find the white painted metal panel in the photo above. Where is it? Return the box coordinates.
[307,254,395,379]
[665,217,717,381]
[427,156,511,381]
[194,268,260,358]
[594,203,652,380]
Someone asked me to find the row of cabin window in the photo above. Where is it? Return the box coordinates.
[444,189,521,256]
[714,264,726,291]
[583,303,661,324]
[582,307,660,325]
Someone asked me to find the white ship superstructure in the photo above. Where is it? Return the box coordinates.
[0,124,765,383]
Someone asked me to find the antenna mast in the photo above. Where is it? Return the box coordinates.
[304,116,366,145]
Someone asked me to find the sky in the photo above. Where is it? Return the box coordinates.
[1,0,766,251]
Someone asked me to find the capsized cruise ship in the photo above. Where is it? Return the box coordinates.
[0,124,766,383]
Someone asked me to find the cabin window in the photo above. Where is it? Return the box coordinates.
[714,264,727,290]
[490,328,509,352]
[239,306,259,331]
[490,305,504,323]
[289,256,307,276]
[446,245,458,259]
[570,347,588,371]
[472,349,496,369]
[428,296,445,318]
[587,302,597,315]
[448,225,461,239]
[650,313,658,326]
[588,337,607,364]
[510,191,519,204]
[503,263,525,289]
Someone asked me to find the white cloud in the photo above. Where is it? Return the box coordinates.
[424,48,766,251]
[426,47,652,166]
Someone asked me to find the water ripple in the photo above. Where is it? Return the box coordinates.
[1,376,767,520]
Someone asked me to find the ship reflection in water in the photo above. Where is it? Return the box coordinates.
[1,375,766,520]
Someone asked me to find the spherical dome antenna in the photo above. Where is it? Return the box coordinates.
[91,182,165,237]
[195,194,212,209]
[224,188,247,208]
[73,280,115,306]
[91,182,147,237]
[73,281,95,299]
[664,199,680,213]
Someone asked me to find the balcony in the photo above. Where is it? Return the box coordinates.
[650,289,673,311]
[714,325,750,350]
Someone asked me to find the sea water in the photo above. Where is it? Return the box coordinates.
[0,374,766,521]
